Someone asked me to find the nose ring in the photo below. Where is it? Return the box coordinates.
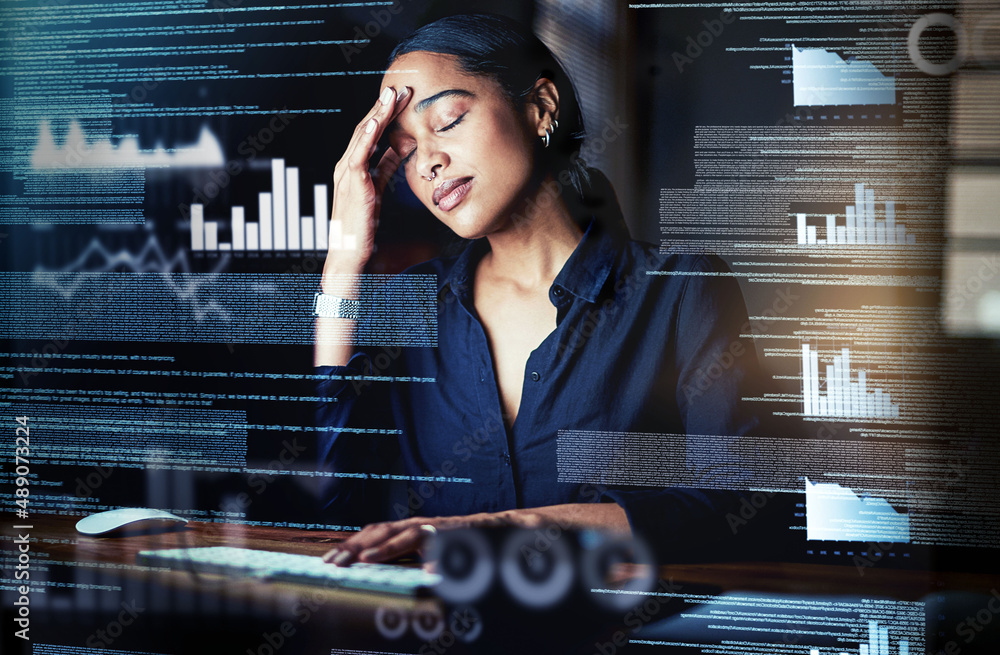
[422,169,437,182]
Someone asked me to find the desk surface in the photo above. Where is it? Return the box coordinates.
[19,514,998,590]
[6,514,1000,654]
[5,514,435,655]
[10,513,424,611]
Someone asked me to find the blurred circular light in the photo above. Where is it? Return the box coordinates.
[427,528,495,604]
[499,528,574,609]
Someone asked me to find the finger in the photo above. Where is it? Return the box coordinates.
[322,545,353,566]
[335,86,410,190]
[334,92,390,181]
[366,87,412,161]
[347,86,407,170]
[388,85,412,122]
[336,85,405,163]
[349,85,400,142]
[372,147,403,198]
[357,524,425,563]
[323,521,407,565]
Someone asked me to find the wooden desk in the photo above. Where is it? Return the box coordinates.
[3,514,435,655]
[5,515,1000,655]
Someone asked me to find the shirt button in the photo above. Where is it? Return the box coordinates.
[552,286,564,297]
[530,371,540,382]
[502,453,511,466]
[479,367,485,382]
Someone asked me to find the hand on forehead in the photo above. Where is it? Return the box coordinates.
[380,52,495,133]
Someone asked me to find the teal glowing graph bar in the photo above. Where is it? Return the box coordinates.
[232,207,245,250]
[189,160,333,252]
[272,158,286,249]
[286,164,300,250]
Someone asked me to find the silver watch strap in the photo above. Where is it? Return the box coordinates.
[313,293,360,320]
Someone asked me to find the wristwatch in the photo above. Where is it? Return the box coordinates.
[313,292,360,320]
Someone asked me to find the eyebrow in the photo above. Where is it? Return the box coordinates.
[414,88,475,114]
[389,88,475,136]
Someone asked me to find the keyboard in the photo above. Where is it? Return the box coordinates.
[136,546,441,596]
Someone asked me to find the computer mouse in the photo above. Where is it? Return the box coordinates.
[75,507,189,536]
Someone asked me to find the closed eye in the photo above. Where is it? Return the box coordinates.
[438,112,466,132]
[399,112,467,167]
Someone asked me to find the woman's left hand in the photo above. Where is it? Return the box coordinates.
[321,511,542,566]
[321,504,629,566]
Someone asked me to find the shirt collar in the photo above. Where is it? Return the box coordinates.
[437,238,486,301]
[438,217,619,304]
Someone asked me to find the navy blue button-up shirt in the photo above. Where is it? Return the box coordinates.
[316,219,766,559]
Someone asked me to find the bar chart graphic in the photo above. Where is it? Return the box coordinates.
[805,478,910,543]
[858,619,910,655]
[803,620,911,655]
[190,158,351,252]
[796,184,914,246]
[792,45,896,107]
[801,344,900,419]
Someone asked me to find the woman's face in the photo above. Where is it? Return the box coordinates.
[381,52,540,240]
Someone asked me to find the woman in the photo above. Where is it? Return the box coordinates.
[314,14,762,566]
